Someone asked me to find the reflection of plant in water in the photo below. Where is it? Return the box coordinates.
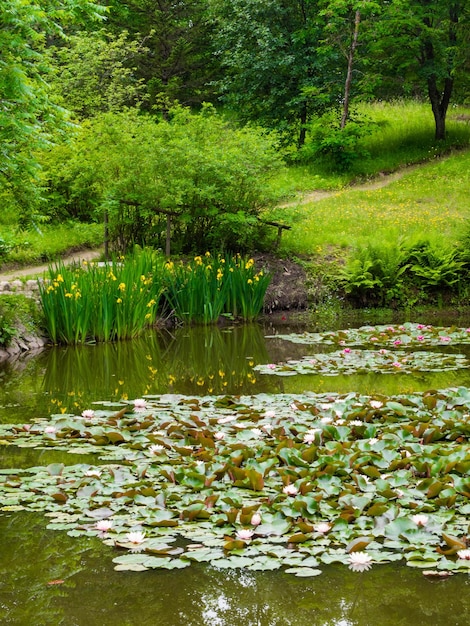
[41,326,274,413]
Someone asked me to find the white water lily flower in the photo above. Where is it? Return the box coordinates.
[457,549,470,560]
[133,398,147,408]
[283,484,299,496]
[84,469,101,478]
[264,410,276,419]
[126,530,146,544]
[81,409,95,419]
[348,552,373,572]
[370,400,383,409]
[251,513,262,526]
[96,520,113,532]
[315,522,331,534]
[214,431,225,440]
[412,514,429,527]
[149,444,165,455]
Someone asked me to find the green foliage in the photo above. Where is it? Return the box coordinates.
[163,253,271,324]
[297,110,375,171]
[106,0,218,111]
[405,239,465,293]
[38,250,272,341]
[38,249,166,344]
[0,294,42,346]
[46,30,148,118]
[339,237,469,307]
[339,241,409,307]
[40,105,284,253]
[0,0,105,222]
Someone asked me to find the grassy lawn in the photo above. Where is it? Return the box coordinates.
[273,149,470,256]
[0,222,103,268]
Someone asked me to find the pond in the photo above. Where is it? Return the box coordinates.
[1,316,470,625]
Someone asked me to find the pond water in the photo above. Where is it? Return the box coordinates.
[1,316,470,625]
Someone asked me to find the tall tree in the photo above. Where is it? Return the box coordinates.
[373,0,470,139]
[0,0,104,219]
[209,0,328,147]
[105,0,218,110]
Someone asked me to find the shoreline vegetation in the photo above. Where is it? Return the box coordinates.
[1,102,470,351]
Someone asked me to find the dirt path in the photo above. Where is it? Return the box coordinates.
[0,163,422,281]
[0,248,103,281]
[280,164,418,207]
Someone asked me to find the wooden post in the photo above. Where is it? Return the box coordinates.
[166,214,171,257]
[104,210,109,260]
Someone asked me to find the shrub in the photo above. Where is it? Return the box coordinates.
[40,105,284,253]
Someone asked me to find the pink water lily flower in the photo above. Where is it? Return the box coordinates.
[267,363,276,370]
[412,514,429,527]
[251,513,262,526]
[45,426,56,434]
[133,398,147,409]
[96,520,113,532]
[81,409,95,419]
[237,529,254,541]
[457,549,470,560]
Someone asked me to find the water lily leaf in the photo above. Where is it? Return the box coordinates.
[51,492,67,503]
[224,539,246,551]
[83,507,114,519]
[114,563,148,571]
[285,567,322,577]
[436,533,466,555]
[47,463,65,476]
[346,537,371,553]
[213,556,253,569]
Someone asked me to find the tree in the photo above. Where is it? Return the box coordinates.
[0,0,104,221]
[46,29,148,118]
[209,0,329,147]
[372,0,470,140]
[105,0,218,111]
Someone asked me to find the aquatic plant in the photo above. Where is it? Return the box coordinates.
[1,385,469,577]
[163,253,271,324]
[39,249,165,344]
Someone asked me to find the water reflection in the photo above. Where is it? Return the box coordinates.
[2,321,470,625]
[3,324,470,424]
[0,513,468,626]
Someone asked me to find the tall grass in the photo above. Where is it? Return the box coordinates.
[39,249,165,344]
[163,253,271,324]
[39,250,272,343]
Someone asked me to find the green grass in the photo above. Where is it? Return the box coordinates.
[270,148,470,257]
[0,222,103,268]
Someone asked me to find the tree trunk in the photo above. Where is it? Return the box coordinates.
[298,100,308,148]
[427,73,453,141]
[341,10,361,130]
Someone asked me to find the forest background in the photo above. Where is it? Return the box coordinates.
[1,0,470,313]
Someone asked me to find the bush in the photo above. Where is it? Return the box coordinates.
[296,110,375,171]
[40,105,284,253]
